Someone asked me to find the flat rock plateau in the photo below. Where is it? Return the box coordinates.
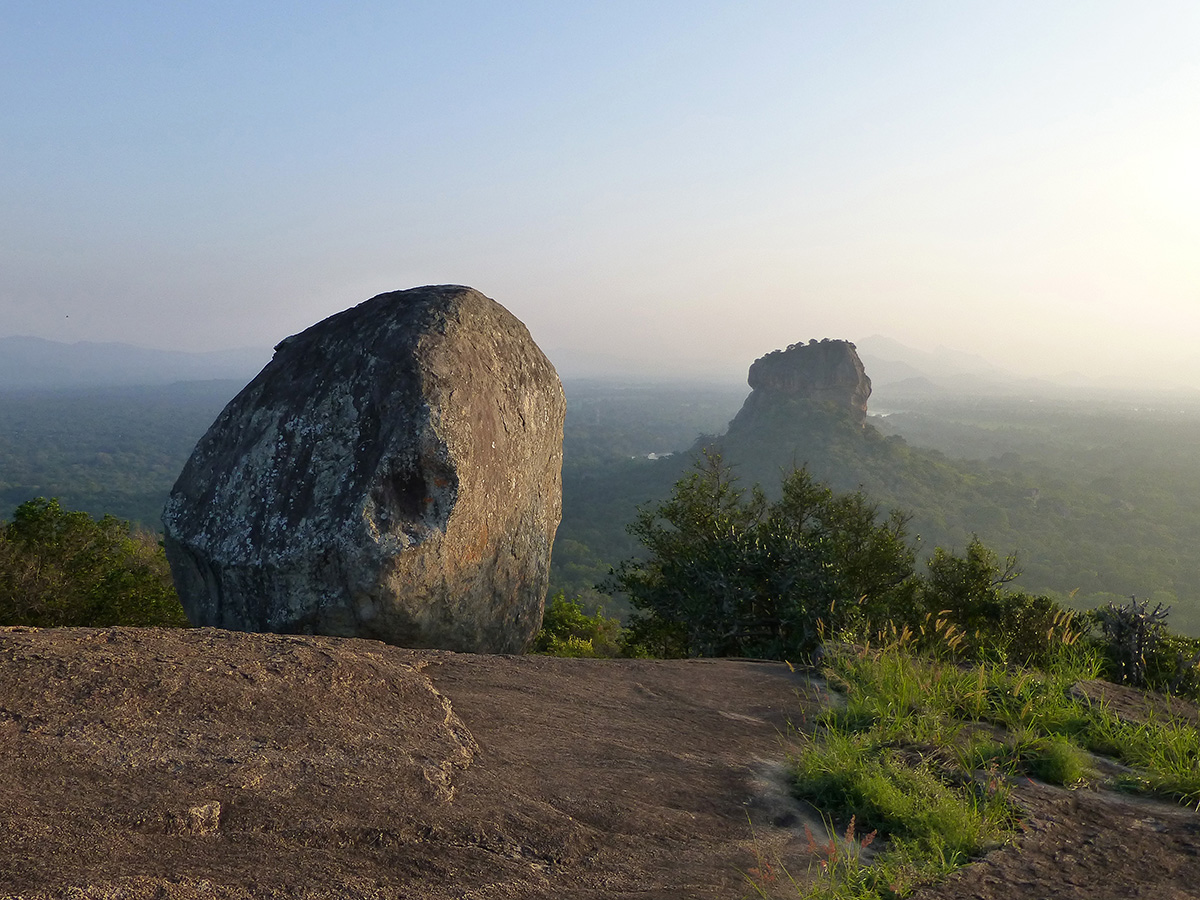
[0,627,819,899]
[2,627,1198,899]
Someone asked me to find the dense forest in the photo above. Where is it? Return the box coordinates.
[1,376,1199,635]
[0,382,240,525]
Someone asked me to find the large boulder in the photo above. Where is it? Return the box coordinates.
[162,285,565,653]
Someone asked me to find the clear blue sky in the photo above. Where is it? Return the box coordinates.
[3,2,1198,386]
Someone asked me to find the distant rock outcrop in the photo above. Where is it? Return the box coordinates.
[728,338,872,431]
[162,285,565,654]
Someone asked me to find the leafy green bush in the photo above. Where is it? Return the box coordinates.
[917,542,1081,666]
[0,497,187,627]
[532,593,625,658]
[604,453,916,660]
[991,591,1082,668]
[1148,632,1200,701]
[920,538,1017,641]
[602,454,1086,666]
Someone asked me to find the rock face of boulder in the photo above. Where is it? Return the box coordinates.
[162,285,565,653]
[729,338,872,429]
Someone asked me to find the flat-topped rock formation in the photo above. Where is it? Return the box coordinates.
[163,285,565,654]
[729,338,872,431]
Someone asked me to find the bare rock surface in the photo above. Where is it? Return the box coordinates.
[0,626,820,899]
[163,285,565,653]
[730,338,872,430]
[3,627,1199,900]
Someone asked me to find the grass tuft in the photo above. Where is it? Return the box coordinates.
[1021,735,1090,786]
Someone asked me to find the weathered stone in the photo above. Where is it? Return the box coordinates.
[162,285,565,653]
[731,338,872,428]
[0,626,817,899]
[178,801,221,836]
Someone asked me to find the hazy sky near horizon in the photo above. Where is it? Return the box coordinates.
[3,2,1198,387]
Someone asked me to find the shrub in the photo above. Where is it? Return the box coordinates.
[603,454,1080,665]
[532,592,624,658]
[0,497,187,627]
[1085,597,1200,700]
[1149,632,1200,701]
[1091,595,1170,688]
[603,453,916,660]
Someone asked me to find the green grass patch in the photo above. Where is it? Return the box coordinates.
[1076,705,1200,806]
[1020,735,1090,786]
[750,641,1200,899]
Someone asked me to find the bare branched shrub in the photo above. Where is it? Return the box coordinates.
[1094,596,1169,688]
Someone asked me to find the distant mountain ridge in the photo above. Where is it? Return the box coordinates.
[856,335,1200,398]
[855,335,1043,398]
[0,336,271,389]
[6,333,1194,397]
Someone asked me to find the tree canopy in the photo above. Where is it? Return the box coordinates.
[604,454,1079,664]
[0,497,187,627]
[606,453,916,658]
